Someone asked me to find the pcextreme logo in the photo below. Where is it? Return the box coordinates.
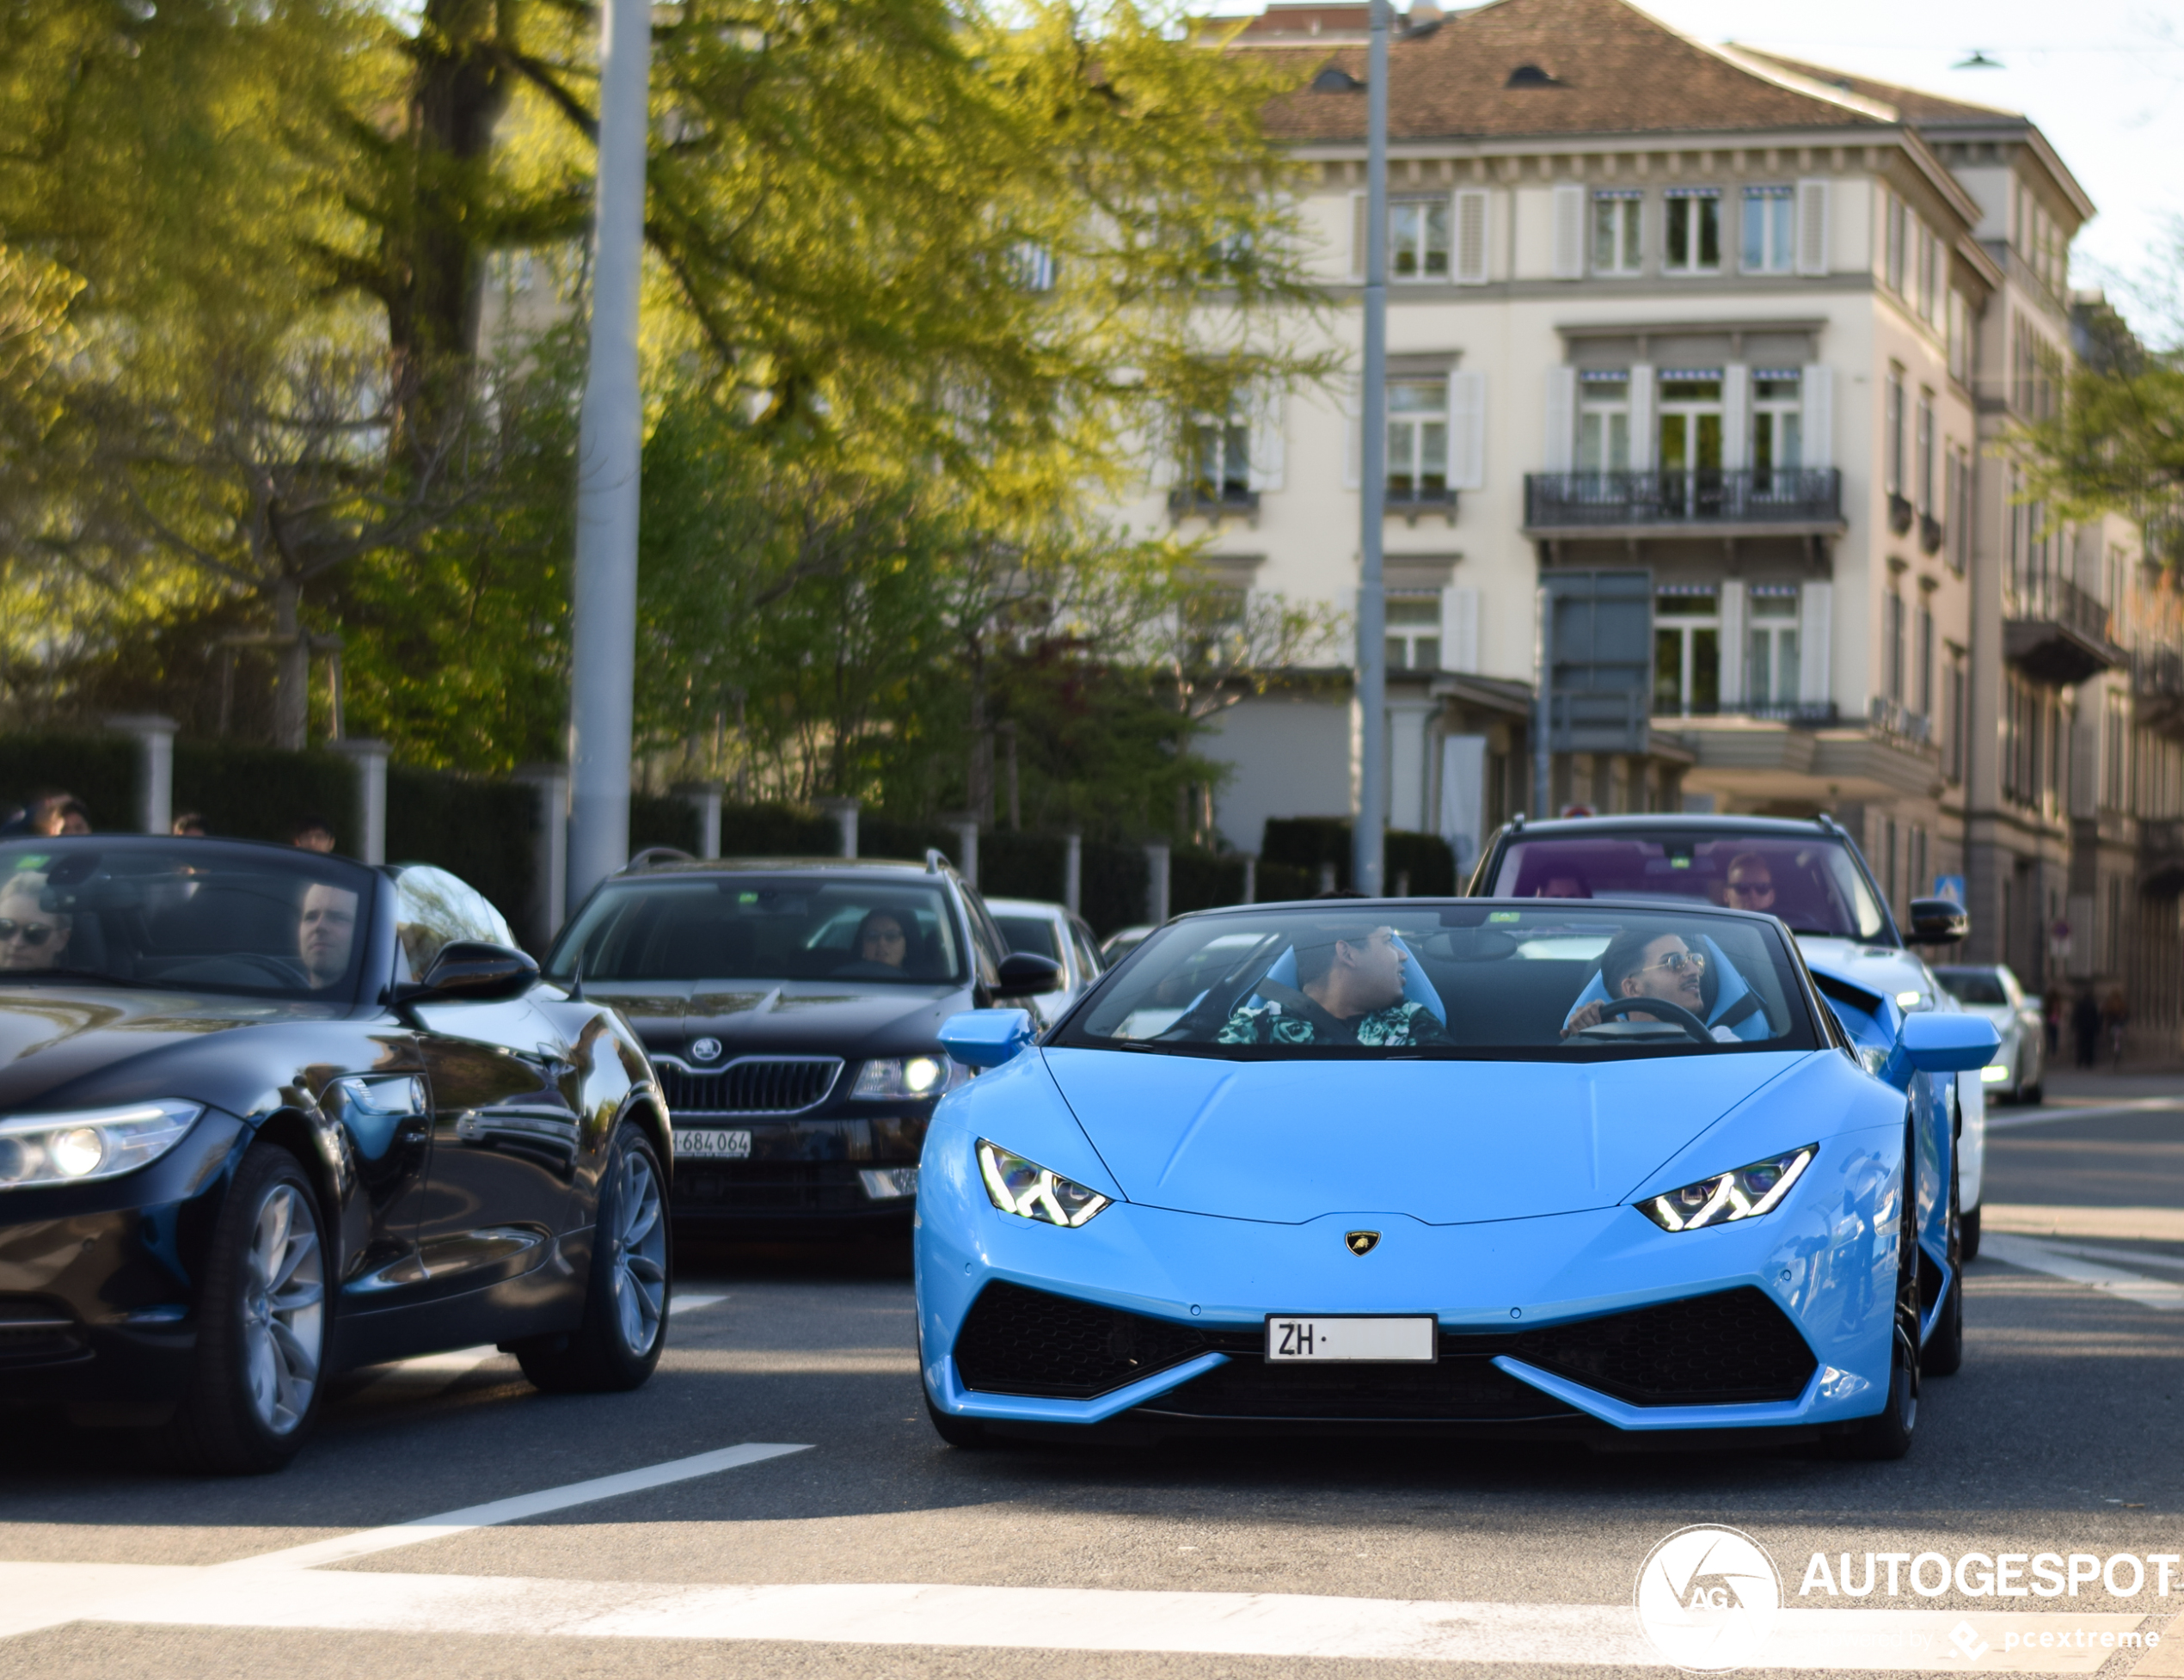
[1635,1524,1784,1671]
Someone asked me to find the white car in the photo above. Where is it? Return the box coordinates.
[1933,963,2046,1107]
[984,898,1105,1027]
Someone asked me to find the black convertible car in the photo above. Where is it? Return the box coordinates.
[544,852,1060,1235]
[0,836,672,1473]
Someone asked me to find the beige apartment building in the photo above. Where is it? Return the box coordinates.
[1112,0,2168,1025]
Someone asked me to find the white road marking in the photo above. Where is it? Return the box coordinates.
[1979,1205,2184,1243]
[224,1444,811,1574]
[672,1292,727,1314]
[2014,1240,2184,1275]
[1984,1233,2184,1312]
[0,1566,2158,1670]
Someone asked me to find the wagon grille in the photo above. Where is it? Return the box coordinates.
[653,1056,840,1115]
[951,1284,1815,1412]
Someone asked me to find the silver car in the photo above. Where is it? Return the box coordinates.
[1934,963,2046,1105]
[984,898,1105,1027]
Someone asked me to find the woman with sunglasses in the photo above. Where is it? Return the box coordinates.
[1560,925,1739,1041]
[0,875,71,972]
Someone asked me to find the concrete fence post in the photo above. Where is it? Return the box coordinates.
[949,817,979,888]
[1061,830,1082,917]
[676,782,722,858]
[1144,841,1170,926]
[1241,852,1257,905]
[516,763,571,948]
[819,797,860,859]
[335,739,390,865]
[105,714,176,835]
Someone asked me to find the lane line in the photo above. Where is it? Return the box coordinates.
[672,1292,728,1314]
[1979,1206,2184,1243]
[0,1564,2163,1670]
[2015,1240,2184,1275]
[223,1444,811,1573]
[1987,1103,2184,1131]
[1983,1234,2184,1312]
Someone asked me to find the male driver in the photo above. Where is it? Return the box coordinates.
[1218,923,1451,1046]
[1721,853,1777,915]
[298,882,359,988]
[0,876,71,972]
[1562,928,1738,1041]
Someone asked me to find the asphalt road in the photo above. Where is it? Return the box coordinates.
[3,1069,2182,1680]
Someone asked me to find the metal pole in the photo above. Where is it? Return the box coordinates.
[1534,581,1552,819]
[566,0,651,912]
[1352,0,1390,896]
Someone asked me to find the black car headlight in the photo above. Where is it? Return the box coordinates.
[1638,1144,1816,1232]
[0,1099,203,1188]
[977,1138,1110,1228]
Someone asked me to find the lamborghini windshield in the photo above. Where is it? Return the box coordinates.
[1058,904,1820,1058]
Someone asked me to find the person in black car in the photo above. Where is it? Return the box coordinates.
[834,906,912,978]
[1218,921,1451,1046]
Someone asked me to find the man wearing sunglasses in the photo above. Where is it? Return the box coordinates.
[1561,927,1739,1041]
[0,874,71,972]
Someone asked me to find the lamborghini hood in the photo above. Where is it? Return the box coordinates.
[1040,1048,1805,1225]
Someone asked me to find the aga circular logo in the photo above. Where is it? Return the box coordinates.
[689,1037,723,1063]
[1634,1525,1782,1672]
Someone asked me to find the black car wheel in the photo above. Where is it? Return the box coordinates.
[1961,1204,1983,1263]
[516,1120,670,1393]
[153,1142,328,1475]
[1833,1121,1921,1461]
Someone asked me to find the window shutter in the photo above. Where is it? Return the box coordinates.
[1543,366,1575,473]
[1351,193,1368,282]
[1721,364,1750,471]
[1440,586,1481,674]
[1801,364,1832,470]
[1795,179,1830,276]
[1627,365,1655,471]
[1342,376,1361,488]
[1718,579,1746,707]
[1799,580,1832,706]
[1247,389,1285,493]
[1448,369,1486,491]
[1455,187,1489,285]
[1551,182,1585,279]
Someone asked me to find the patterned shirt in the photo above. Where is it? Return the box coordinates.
[1216,996,1453,1047]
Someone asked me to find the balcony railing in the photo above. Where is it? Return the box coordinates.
[2135,646,2184,738]
[1868,695,1932,745]
[2004,574,2124,685]
[1525,469,1843,530]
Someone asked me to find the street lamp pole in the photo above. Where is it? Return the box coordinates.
[1352,0,1390,895]
[566,0,652,912]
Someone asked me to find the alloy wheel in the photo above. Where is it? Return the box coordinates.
[242,1183,324,1434]
[610,1145,667,1355]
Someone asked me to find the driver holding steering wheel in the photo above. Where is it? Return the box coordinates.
[1561,927,1739,1042]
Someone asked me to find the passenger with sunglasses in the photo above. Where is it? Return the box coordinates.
[1561,925,1739,1041]
[0,874,71,972]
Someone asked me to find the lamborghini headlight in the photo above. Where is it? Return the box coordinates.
[852,1055,964,1101]
[1639,1144,1816,1232]
[0,1100,203,1188]
[977,1138,1110,1228]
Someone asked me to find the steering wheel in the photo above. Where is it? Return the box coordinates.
[1587,994,1716,1045]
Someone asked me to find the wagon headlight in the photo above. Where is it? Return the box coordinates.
[1639,1144,1815,1232]
[853,1055,963,1100]
[977,1138,1110,1228]
[0,1100,203,1188]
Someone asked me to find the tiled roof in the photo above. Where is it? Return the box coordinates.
[1732,50,2023,127]
[1252,0,1897,145]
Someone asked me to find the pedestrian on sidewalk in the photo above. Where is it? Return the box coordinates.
[2101,987,2129,1070]
[2072,988,2101,1069]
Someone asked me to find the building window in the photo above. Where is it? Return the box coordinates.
[1751,369,1803,485]
[1885,193,1908,294]
[1912,825,1929,904]
[1653,584,1720,718]
[1917,224,1939,322]
[1947,290,1969,382]
[1385,590,1442,671]
[1576,371,1630,474]
[1189,410,1250,502]
[1947,653,1966,783]
[1917,391,1936,514]
[1008,242,1056,292]
[1947,448,1971,574]
[1657,369,1723,474]
[1663,187,1721,273]
[1886,588,1907,705]
[1745,585,1801,707]
[1387,377,1447,499]
[2105,690,2129,812]
[1917,592,1935,719]
[1885,366,1906,497]
[1390,197,1450,280]
[1742,186,1794,273]
[1592,190,1642,275]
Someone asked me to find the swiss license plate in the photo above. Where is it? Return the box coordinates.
[678,1128,752,1160]
[1265,1315,1437,1363]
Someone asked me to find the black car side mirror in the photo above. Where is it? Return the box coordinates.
[1907,898,1968,946]
[995,952,1066,996]
[397,941,540,1007]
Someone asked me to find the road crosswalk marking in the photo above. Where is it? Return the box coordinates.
[1984,1234,2184,1312]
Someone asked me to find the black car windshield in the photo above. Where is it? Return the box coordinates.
[549,875,966,985]
[1935,967,2010,1006]
[0,840,374,1000]
[1056,904,1819,1058]
[1486,831,1888,942]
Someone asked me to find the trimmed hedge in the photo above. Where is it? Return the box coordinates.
[0,733,139,831]
[1261,817,1456,897]
[629,792,701,855]
[175,743,358,845]
[385,766,537,933]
